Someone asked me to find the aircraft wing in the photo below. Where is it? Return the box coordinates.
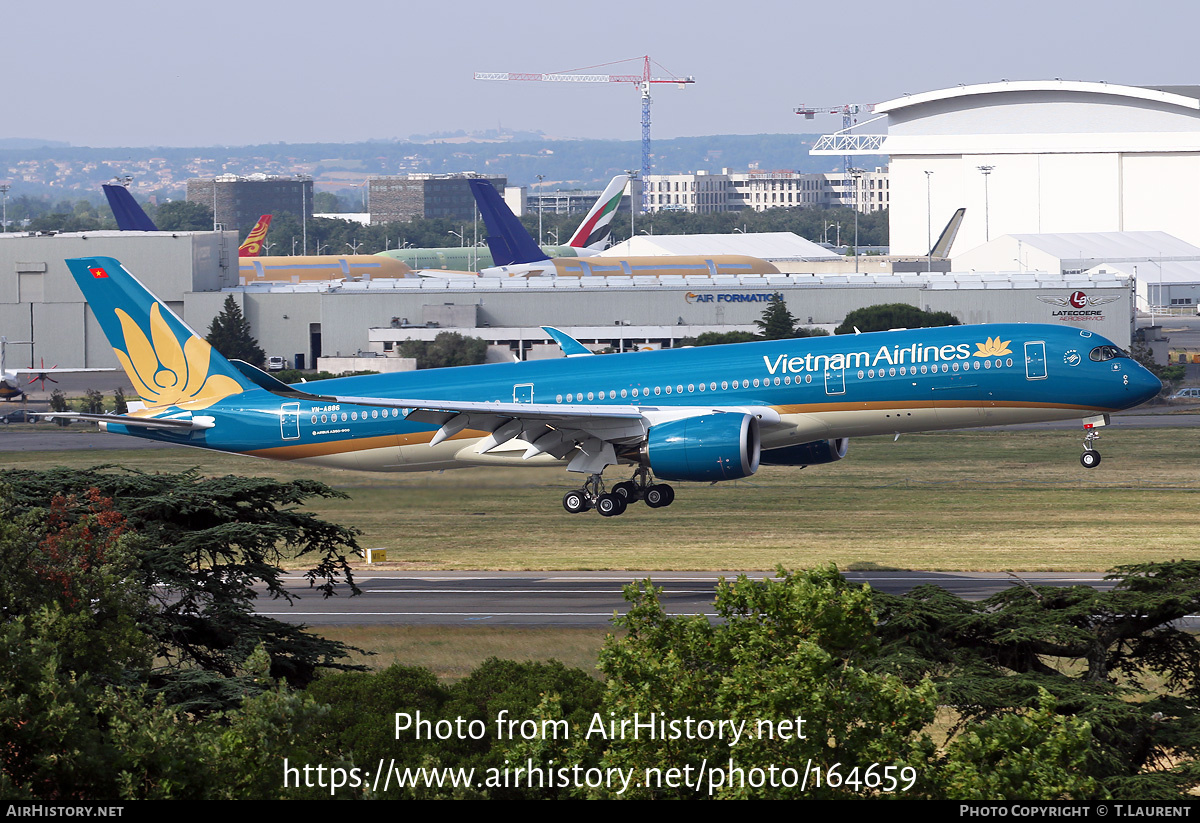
[272,382,781,471]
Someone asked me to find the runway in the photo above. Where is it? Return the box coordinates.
[253,570,1122,627]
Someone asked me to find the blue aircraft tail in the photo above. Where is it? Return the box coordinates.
[468,179,549,266]
[102,184,159,232]
[65,256,256,410]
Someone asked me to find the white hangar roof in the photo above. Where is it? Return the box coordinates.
[600,232,839,261]
[876,81,1200,155]
[1001,231,1200,262]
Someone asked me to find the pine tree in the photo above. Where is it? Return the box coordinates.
[206,295,266,367]
[754,293,799,339]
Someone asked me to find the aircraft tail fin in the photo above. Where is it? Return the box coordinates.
[469,179,549,266]
[102,184,158,232]
[65,257,256,410]
[929,207,966,258]
[238,215,272,257]
[567,174,629,251]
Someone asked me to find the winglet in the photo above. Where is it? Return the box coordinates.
[542,326,594,357]
[102,184,158,232]
[469,179,550,266]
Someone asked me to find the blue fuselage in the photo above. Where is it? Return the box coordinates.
[104,323,1160,472]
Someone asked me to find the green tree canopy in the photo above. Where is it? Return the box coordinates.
[835,303,961,335]
[156,200,214,231]
[398,332,488,369]
[312,191,341,213]
[2,468,363,712]
[207,295,266,368]
[872,561,1200,798]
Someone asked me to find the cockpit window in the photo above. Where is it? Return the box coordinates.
[1089,345,1128,362]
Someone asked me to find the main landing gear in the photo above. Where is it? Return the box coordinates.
[562,467,675,516]
[1080,429,1102,469]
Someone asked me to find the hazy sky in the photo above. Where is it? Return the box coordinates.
[10,0,1196,147]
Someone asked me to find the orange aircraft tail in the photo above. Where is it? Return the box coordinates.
[237,215,273,257]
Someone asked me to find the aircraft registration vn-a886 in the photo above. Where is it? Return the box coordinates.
[48,256,1161,517]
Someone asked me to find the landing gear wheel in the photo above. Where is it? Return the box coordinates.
[596,493,627,517]
[1081,449,1101,469]
[644,483,675,509]
[612,480,638,502]
[563,490,589,514]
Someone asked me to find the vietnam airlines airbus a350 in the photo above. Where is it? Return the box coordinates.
[45,256,1161,516]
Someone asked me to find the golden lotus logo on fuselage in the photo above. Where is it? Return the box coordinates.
[113,303,242,410]
[974,337,1012,357]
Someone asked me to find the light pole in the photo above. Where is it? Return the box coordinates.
[977,165,994,242]
[823,220,840,246]
[535,174,545,245]
[0,183,9,233]
[849,168,864,273]
[925,170,934,271]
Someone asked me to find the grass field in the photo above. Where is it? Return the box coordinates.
[315,625,611,679]
[5,424,1198,572]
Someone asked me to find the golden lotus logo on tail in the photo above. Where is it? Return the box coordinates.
[974,337,1012,357]
[113,303,241,409]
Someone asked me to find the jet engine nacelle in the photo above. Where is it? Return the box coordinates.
[760,437,849,466]
[645,413,760,482]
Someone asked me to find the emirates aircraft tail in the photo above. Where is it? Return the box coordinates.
[567,174,630,252]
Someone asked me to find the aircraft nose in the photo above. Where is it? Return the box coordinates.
[1130,364,1162,406]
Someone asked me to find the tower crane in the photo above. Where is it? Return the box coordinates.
[475,56,695,213]
[794,104,865,180]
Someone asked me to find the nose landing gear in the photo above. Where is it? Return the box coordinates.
[1078,414,1109,469]
[1080,429,1101,469]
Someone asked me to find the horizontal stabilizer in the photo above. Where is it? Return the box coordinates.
[33,412,214,430]
[229,359,304,394]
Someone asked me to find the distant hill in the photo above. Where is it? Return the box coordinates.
[0,134,885,198]
[0,138,71,149]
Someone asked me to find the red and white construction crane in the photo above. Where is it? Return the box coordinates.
[475,56,695,213]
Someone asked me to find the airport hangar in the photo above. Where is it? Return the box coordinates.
[0,230,1134,378]
[858,81,1200,259]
